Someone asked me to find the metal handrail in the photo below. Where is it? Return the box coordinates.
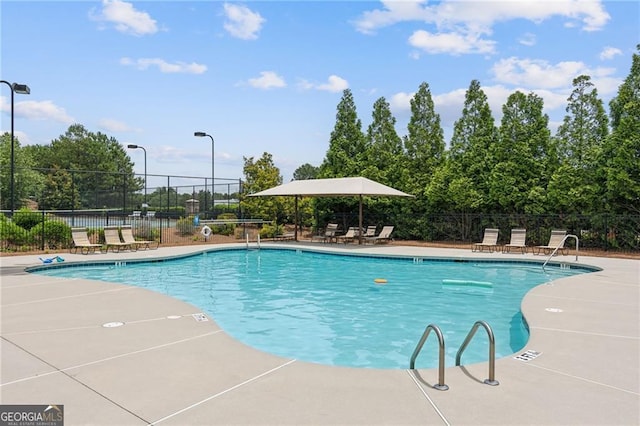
[409,324,449,391]
[455,320,499,386]
[542,234,579,270]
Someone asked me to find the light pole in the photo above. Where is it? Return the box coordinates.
[127,144,147,207]
[194,131,214,214]
[1,80,30,214]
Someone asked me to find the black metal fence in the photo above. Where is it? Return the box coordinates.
[2,208,638,255]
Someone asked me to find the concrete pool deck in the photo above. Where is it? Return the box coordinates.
[1,243,638,425]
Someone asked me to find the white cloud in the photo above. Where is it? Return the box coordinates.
[518,33,536,47]
[91,0,158,36]
[223,3,265,40]
[120,57,207,74]
[98,118,136,132]
[599,46,622,60]
[491,57,589,89]
[354,0,610,34]
[247,71,286,89]
[354,0,610,57]
[298,75,349,92]
[409,30,496,55]
[1,97,74,124]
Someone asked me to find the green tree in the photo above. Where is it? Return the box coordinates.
[489,91,552,213]
[319,89,366,178]
[33,124,137,209]
[447,80,498,211]
[0,133,45,210]
[548,75,608,213]
[241,152,292,222]
[363,96,404,185]
[601,44,640,213]
[293,163,319,180]
[403,82,445,196]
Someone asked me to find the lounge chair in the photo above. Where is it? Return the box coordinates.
[312,223,339,243]
[130,211,141,220]
[121,226,159,250]
[70,228,104,254]
[364,225,394,244]
[472,228,499,252]
[363,226,377,238]
[104,226,133,252]
[533,230,568,255]
[502,229,528,254]
[337,227,359,244]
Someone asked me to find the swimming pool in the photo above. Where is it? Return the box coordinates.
[31,248,596,369]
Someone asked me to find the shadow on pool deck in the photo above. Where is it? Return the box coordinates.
[1,244,638,425]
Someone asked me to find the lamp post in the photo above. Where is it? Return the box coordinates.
[194,131,214,214]
[1,80,30,214]
[127,144,147,207]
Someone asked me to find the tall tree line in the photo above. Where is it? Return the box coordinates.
[309,46,639,237]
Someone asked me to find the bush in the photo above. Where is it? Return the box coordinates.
[212,212,237,236]
[12,208,42,230]
[26,221,71,250]
[260,223,283,238]
[0,217,30,248]
[177,216,196,236]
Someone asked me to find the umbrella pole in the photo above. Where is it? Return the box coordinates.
[359,195,363,245]
[294,195,299,241]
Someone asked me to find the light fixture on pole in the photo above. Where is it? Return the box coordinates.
[1,80,30,214]
[127,144,147,207]
[194,131,214,213]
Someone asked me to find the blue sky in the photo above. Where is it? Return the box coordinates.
[1,0,637,187]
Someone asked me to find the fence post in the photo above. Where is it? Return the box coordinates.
[41,209,46,251]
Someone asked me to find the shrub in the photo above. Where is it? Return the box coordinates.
[259,223,283,238]
[212,213,237,236]
[177,216,196,236]
[12,208,42,230]
[0,218,30,248]
[26,221,71,250]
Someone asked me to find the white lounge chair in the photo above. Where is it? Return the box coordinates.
[104,226,134,252]
[533,230,568,255]
[503,229,528,254]
[70,228,104,254]
[472,228,499,252]
[121,226,159,250]
[364,226,394,244]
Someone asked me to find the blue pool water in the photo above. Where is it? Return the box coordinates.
[31,249,594,369]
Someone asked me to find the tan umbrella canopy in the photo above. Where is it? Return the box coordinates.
[248,177,414,243]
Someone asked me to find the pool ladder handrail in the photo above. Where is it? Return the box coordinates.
[246,233,261,249]
[542,234,579,271]
[455,320,499,386]
[409,324,449,391]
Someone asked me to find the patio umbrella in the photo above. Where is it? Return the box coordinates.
[248,176,414,243]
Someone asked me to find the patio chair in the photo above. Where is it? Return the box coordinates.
[312,223,339,243]
[336,227,359,244]
[104,226,134,252]
[533,230,568,255]
[502,229,528,254]
[363,225,377,238]
[130,211,141,220]
[70,228,104,254]
[472,228,499,252]
[364,225,394,244]
[121,226,159,250]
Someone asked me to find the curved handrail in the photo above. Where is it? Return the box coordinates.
[409,324,448,391]
[542,234,579,270]
[455,320,499,386]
